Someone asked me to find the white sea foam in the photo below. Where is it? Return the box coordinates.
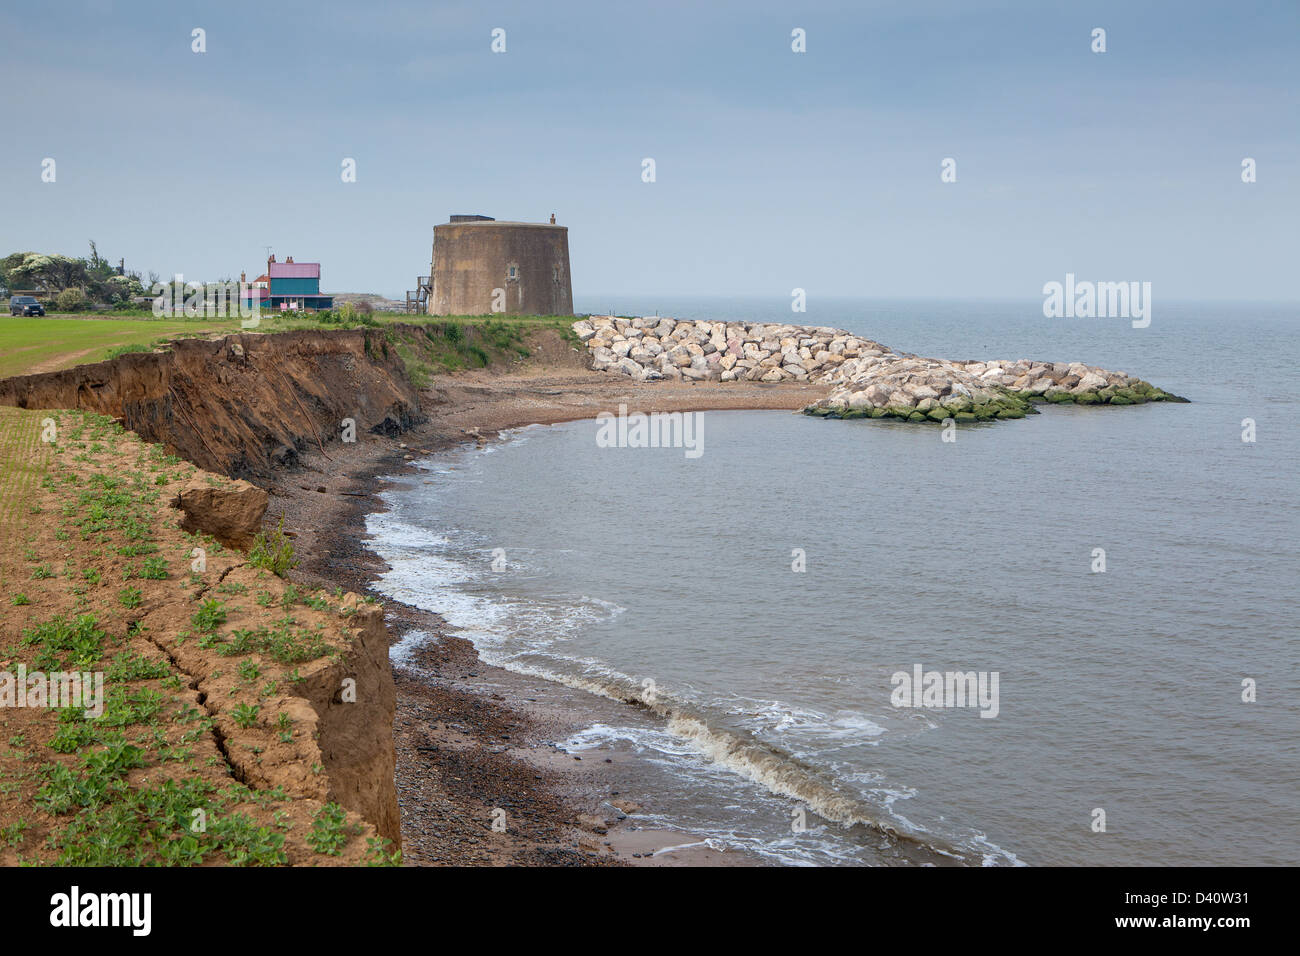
[389,628,435,666]
[721,696,889,745]
[967,832,1026,867]
[365,461,1021,867]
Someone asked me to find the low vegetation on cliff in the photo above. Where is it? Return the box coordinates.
[0,408,398,865]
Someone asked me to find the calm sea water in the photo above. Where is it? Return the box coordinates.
[369,298,1299,866]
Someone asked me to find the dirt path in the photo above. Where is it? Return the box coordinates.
[24,346,106,375]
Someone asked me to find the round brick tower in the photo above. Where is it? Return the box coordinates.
[429,215,573,316]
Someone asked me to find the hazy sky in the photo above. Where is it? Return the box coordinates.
[3,0,1296,301]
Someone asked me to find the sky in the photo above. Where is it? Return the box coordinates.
[2,0,1296,302]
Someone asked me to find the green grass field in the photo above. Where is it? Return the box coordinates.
[0,315,240,378]
[0,311,580,379]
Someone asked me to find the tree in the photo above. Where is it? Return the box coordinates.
[105,274,142,303]
[0,252,37,294]
[1,253,87,294]
[0,242,145,305]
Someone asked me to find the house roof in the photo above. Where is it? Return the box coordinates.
[269,262,321,279]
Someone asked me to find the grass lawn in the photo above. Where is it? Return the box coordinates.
[0,315,240,378]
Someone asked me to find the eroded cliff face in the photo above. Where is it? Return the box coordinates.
[293,597,401,842]
[0,328,422,480]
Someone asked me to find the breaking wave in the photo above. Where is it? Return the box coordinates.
[366,447,1023,867]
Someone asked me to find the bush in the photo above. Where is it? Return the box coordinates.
[55,288,88,312]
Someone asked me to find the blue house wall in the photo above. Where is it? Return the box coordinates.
[269,277,320,296]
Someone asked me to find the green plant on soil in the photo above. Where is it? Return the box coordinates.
[192,598,227,632]
[105,649,171,681]
[100,687,168,727]
[123,555,167,581]
[249,517,297,577]
[307,802,357,856]
[1,821,28,849]
[37,772,287,866]
[218,616,332,665]
[366,836,401,867]
[20,614,106,671]
[231,702,260,729]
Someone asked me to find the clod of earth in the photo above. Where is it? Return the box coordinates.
[172,475,268,549]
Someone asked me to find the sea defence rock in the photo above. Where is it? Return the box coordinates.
[808,354,1186,422]
[573,315,886,384]
[572,317,1186,423]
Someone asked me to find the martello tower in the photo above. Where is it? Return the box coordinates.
[428,214,573,316]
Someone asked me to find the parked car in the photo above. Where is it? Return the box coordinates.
[9,295,45,316]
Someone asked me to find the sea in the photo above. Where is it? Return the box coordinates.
[366,296,1299,866]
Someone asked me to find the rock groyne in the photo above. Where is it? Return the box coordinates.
[573,316,1186,422]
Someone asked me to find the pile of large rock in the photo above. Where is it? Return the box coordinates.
[572,315,889,383]
[809,355,1033,422]
[572,316,1185,423]
[809,355,1185,422]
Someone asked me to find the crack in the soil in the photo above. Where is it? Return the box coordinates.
[138,625,254,790]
